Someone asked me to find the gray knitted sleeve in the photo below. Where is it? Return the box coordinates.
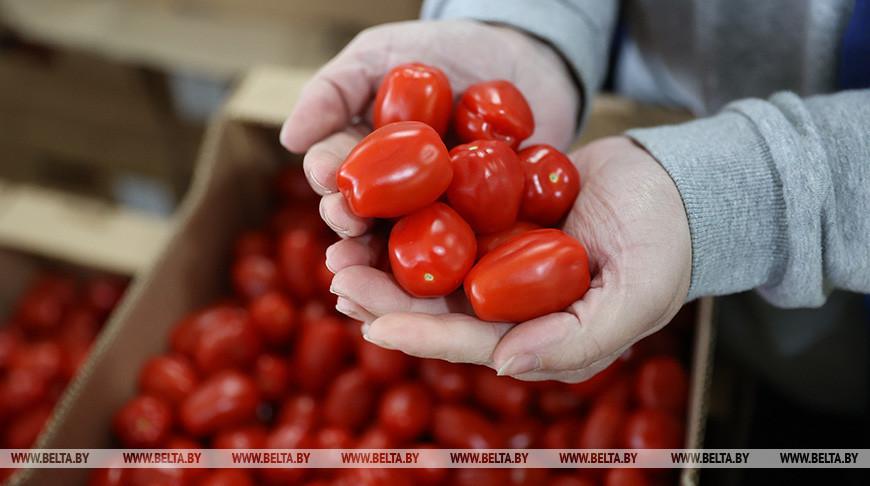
[420,0,619,129]
[627,89,870,307]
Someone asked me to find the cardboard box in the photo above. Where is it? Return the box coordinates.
[0,44,203,209]
[20,67,713,486]
[0,0,423,77]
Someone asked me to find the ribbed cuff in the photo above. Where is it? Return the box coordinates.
[626,111,788,301]
[421,0,617,132]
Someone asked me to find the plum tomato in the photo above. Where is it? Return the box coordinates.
[292,317,352,394]
[578,400,627,449]
[475,220,542,260]
[374,63,453,137]
[179,371,260,437]
[432,405,501,449]
[191,308,262,375]
[377,382,433,444]
[633,355,689,414]
[323,368,377,431]
[388,202,476,297]
[112,395,173,448]
[337,121,452,218]
[418,358,472,402]
[357,338,412,384]
[454,80,534,149]
[231,254,280,301]
[623,408,684,450]
[464,228,590,322]
[137,355,198,405]
[517,144,580,226]
[473,367,531,419]
[247,291,297,347]
[446,140,525,234]
[212,425,269,449]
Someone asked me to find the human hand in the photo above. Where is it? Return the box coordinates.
[327,137,693,382]
[280,18,580,238]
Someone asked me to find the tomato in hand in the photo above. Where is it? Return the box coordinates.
[464,228,590,322]
[337,121,452,218]
[446,140,525,234]
[179,371,261,437]
[112,395,173,448]
[388,202,476,297]
[475,220,542,260]
[374,63,453,137]
[378,382,433,444]
[454,80,534,149]
[517,144,580,226]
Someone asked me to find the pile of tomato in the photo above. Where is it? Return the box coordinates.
[337,63,589,322]
[0,268,127,481]
[93,163,693,486]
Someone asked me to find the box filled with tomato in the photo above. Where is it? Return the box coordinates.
[20,67,714,486]
[0,249,129,485]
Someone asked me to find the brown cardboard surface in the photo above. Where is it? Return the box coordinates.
[0,181,173,275]
[20,69,713,486]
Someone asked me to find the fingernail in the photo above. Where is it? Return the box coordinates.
[320,202,349,236]
[308,173,334,195]
[497,354,541,376]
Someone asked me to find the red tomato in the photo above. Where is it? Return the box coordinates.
[0,368,49,414]
[603,468,652,486]
[355,427,394,449]
[578,400,627,449]
[275,165,320,204]
[277,226,328,301]
[377,382,433,443]
[247,291,297,348]
[476,220,542,260]
[82,275,126,318]
[10,341,66,382]
[445,140,525,234]
[541,417,584,449]
[200,469,256,486]
[473,367,531,418]
[388,202,477,297]
[314,425,355,449]
[2,404,52,448]
[357,338,411,384]
[454,468,511,486]
[88,467,125,486]
[276,395,319,429]
[179,371,261,437]
[137,355,198,405]
[537,385,584,418]
[454,80,534,149]
[231,254,280,301]
[337,121,452,218]
[169,304,244,358]
[0,328,23,370]
[551,476,598,486]
[464,228,590,322]
[323,368,376,431]
[511,468,552,486]
[409,443,449,486]
[623,408,684,449]
[418,358,472,402]
[125,466,191,486]
[633,356,689,414]
[501,419,543,449]
[234,229,273,259]
[517,144,580,226]
[374,63,453,137]
[15,274,77,334]
[191,308,262,374]
[212,425,269,449]
[293,317,352,394]
[112,395,173,448]
[259,422,313,485]
[432,405,501,449]
[566,358,623,399]
[253,353,292,401]
[58,307,101,349]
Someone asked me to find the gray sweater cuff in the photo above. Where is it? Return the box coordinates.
[421,0,618,131]
[626,109,788,302]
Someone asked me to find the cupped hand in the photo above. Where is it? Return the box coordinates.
[328,137,693,382]
[280,19,580,238]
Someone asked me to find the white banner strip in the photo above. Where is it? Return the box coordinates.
[1,449,868,469]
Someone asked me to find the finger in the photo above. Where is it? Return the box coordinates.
[320,193,372,238]
[279,56,380,153]
[364,312,514,366]
[325,236,379,274]
[302,129,365,196]
[334,296,377,323]
[330,265,465,316]
[491,281,648,377]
